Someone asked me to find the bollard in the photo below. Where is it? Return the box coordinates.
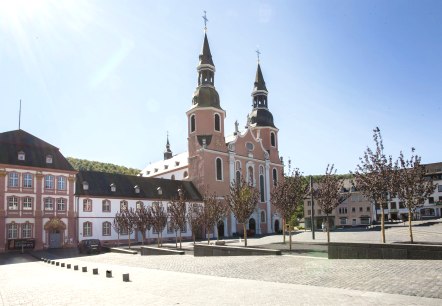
[93,268,98,275]
[122,273,130,282]
[74,265,79,271]
[56,262,60,266]
[67,264,71,269]
[61,263,65,268]
[82,267,87,273]
[106,270,112,278]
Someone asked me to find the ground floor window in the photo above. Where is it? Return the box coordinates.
[83,222,92,237]
[360,217,370,225]
[7,223,18,239]
[22,222,33,238]
[340,218,347,225]
[102,222,111,236]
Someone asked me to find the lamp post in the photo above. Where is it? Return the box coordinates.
[310,176,315,240]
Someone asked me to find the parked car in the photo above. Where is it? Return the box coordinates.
[78,239,101,254]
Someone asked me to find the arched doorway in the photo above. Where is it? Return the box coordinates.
[249,218,256,236]
[44,218,66,249]
[217,220,225,239]
[274,220,280,233]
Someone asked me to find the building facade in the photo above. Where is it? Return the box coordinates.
[141,29,284,236]
[0,130,77,252]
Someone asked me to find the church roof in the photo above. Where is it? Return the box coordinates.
[0,129,75,171]
[199,33,214,66]
[253,63,268,92]
[76,170,202,201]
[141,152,189,177]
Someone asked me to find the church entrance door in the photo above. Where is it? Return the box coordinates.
[217,221,225,239]
[274,220,280,233]
[49,231,61,249]
[249,218,256,236]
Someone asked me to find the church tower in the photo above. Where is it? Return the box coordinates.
[187,21,228,194]
[164,134,173,160]
[248,61,281,166]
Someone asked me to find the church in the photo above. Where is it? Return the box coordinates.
[141,26,284,236]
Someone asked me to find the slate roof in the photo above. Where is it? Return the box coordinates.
[76,170,202,201]
[141,152,189,177]
[0,129,75,171]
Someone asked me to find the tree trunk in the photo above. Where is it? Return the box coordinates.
[326,214,330,243]
[282,218,286,244]
[128,228,131,249]
[175,230,178,248]
[243,224,248,247]
[207,227,211,245]
[157,232,160,247]
[289,225,292,251]
[408,208,414,243]
[380,202,386,243]
[179,231,182,249]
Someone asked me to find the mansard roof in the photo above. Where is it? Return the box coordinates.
[0,129,74,171]
[76,170,202,201]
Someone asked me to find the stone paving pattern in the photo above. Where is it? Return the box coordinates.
[0,219,441,305]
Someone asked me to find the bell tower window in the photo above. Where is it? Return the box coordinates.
[214,114,220,131]
[270,132,276,147]
[216,158,223,181]
[190,114,196,133]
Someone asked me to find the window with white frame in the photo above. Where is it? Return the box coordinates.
[83,199,92,212]
[83,222,92,237]
[8,172,19,187]
[23,197,32,210]
[438,185,442,193]
[46,155,53,164]
[44,175,54,189]
[7,223,18,239]
[120,200,128,211]
[18,151,25,161]
[44,198,54,210]
[23,173,32,188]
[102,200,111,212]
[102,222,111,236]
[57,176,66,190]
[7,196,19,210]
[57,198,66,211]
[22,222,32,238]
[167,220,174,234]
[136,201,143,211]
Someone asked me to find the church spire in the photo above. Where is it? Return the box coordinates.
[164,132,173,160]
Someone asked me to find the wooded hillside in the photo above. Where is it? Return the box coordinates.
[67,157,141,176]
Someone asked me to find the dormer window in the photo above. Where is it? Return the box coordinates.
[147,171,151,175]
[164,165,169,170]
[175,161,180,166]
[46,155,53,164]
[134,185,140,194]
[18,151,25,161]
[154,168,158,173]
[83,181,89,190]
[110,183,116,192]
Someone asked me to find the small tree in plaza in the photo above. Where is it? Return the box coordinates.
[150,201,168,247]
[271,168,308,249]
[354,127,395,243]
[133,203,152,245]
[201,191,228,245]
[168,189,187,249]
[187,202,204,244]
[315,164,350,243]
[395,149,437,243]
[112,212,124,246]
[226,178,259,247]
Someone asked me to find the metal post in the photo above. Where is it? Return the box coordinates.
[310,176,315,240]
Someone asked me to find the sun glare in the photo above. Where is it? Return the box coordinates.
[0,0,48,22]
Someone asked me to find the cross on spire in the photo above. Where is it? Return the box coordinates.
[256,49,261,63]
[202,10,208,31]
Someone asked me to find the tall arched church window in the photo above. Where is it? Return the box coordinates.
[270,132,276,147]
[216,158,223,181]
[248,166,254,186]
[190,115,196,133]
[259,174,265,202]
[272,168,278,186]
[214,113,220,131]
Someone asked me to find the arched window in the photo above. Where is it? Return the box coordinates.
[102,221,111,236]
[183,171,188,178]
[259,174,265,202]
[216,158,223,181]
[171,174,176,180]
[236,171,241,186]
[83,199,92,212]
[261,211,266,223]
[273,168,278,186]
[214,113,220,131]
[190,114,196,133]
[270,132,276,147]
[248,166,254,186]
[83,222,92,237]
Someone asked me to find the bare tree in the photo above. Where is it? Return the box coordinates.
[168,190,187,249]
[315,165,350,243]
[202,191,228,245]
[226,178,259,247]
[133,203,152,245]
[354,127,395,243]
[112,212,124,246]
[395,149,437,243]
[187,202,204,244]
[150,201,168,247]
[271,168,308,249]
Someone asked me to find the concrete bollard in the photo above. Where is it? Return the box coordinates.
[82,267,87,273]
[61,263,65,267]
[106,270,112,278]
[74,265,79,271]
[122,273,130,282]
[93,268,98,275]
[56,262,60,266]
[67,264,71,269]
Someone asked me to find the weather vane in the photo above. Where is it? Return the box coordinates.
[203,10,208,31]
[256,49,261,63]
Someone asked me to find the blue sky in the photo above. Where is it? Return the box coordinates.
[1,0,441,175]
